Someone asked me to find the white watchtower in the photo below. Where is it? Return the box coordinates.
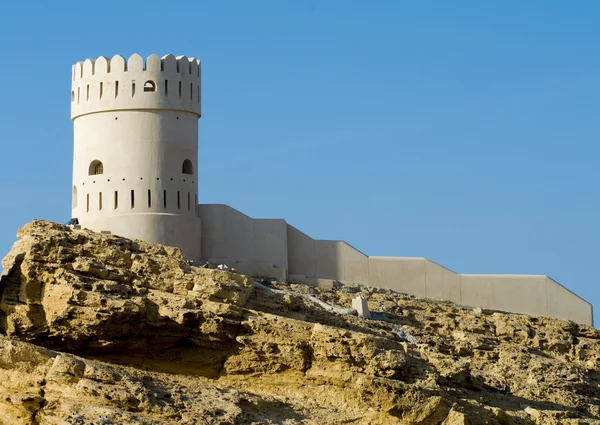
[70,53,202,261]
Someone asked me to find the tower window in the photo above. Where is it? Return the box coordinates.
[131,190,135,209]
[99,192,103,210]
[163,190,167,208]
[72,186,78,208]
[182,159,193,175]
[86,194,90,212]
[114,191,118,209]
[144,81,156,92]
[148,189,152,208]
[89,160,104,175]
[177,191,180,209]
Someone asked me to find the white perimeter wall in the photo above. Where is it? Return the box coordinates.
[458,275,594,324]
[546,277,593,325]
[459,274,548,317]
[195,204,593,326]
[198,205,287,275]
[287,226,369,285]
[368,257,462,303]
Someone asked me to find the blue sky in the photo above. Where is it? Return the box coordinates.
[0,1,599,324]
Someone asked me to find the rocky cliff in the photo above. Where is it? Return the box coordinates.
[0,220,598,424]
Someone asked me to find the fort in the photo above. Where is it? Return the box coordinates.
[71,53,593,326]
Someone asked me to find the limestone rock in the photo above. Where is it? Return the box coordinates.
[0,220,599,424]
[442,409,472,425]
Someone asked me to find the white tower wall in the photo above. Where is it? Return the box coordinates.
[71,54,202,261]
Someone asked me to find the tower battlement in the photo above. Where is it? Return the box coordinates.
[71,54,201,119]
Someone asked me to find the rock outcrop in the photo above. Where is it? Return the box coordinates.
[0,220,599,424]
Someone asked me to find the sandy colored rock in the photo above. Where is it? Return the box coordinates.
[0,220,599,424]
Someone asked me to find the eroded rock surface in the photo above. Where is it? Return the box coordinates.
[0,220,598,424]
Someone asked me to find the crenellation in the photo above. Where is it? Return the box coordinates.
[189,58,199,78]
[95,56,110,74]
[72,54,201,81]
[146,54,161,73]
[128,53,143,72]
[71,53,201,119]
[83,59,94,77]
[162,54,177,74]
[74,62,82,80]
[111,54,127,73]
[176,55,189,74]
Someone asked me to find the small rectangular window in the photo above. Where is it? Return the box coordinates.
[115,81,119,98]
[197,85,200,103]
[178,81,182,98]
[177,191,180,209]
[148,189,152,208]
[77,87,80,104]
[99,192,102,210]
[100,82,103,99]
[165,80,168,97]
[86,193,89,212]
[187,192,190,211]
[190,82,193,100]
[131,190,135,209]
[86,85,90,101]
[132,81,136,97]
[114,191,118,209]
[163,190,167,208]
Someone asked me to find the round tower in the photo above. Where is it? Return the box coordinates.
[71,53,202,261]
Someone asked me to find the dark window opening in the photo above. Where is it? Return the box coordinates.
[182,159,193,175]
[144,81,156,92]
[89,161,104,175]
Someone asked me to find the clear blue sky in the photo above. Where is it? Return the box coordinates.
[1,1,598,325]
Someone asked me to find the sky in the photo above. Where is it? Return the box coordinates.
[0,1,599,325]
